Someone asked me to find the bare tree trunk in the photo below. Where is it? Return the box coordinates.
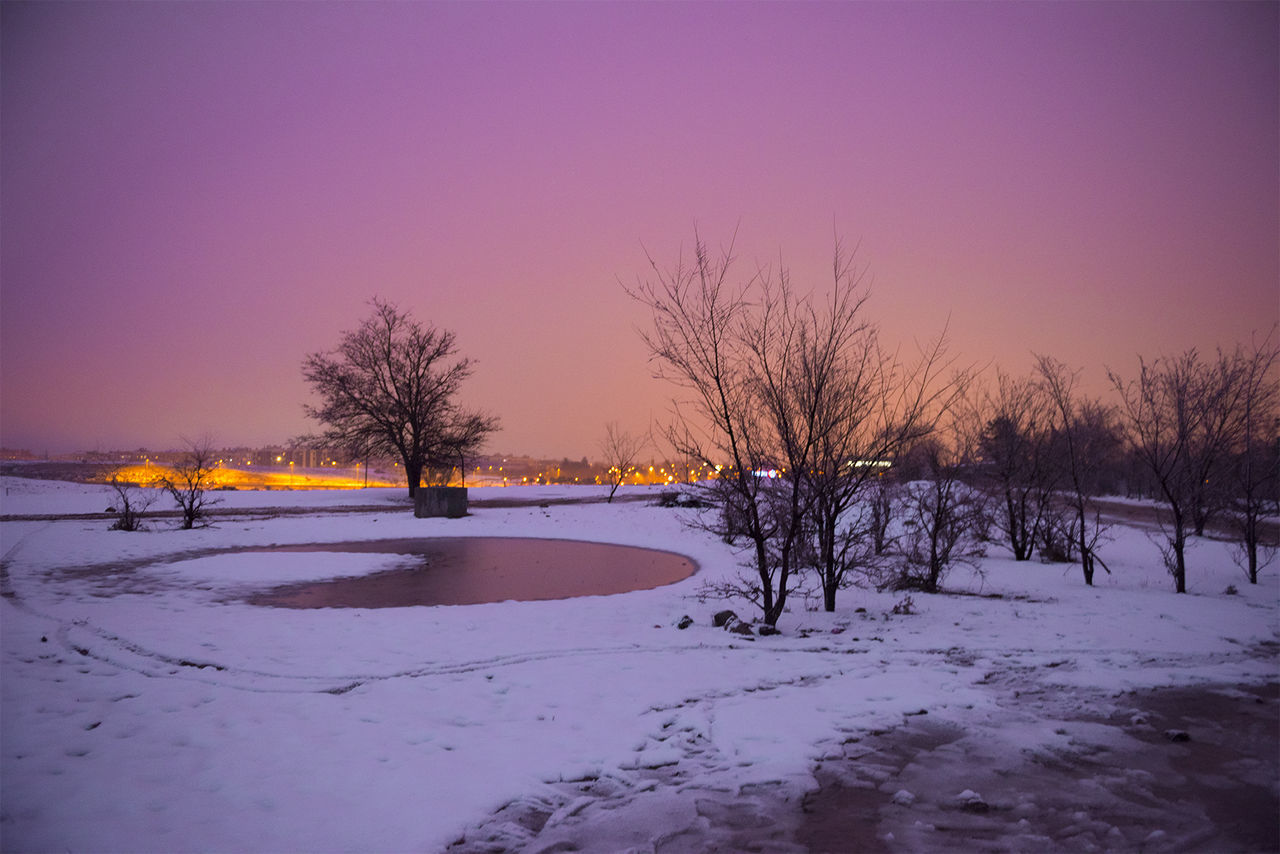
[1172,515,1187,593]
[871,486,893,556]
[1077,505,1093,586]
[1006,491,1033,561]
[1245,523,1259,583]
[405,459,423,498]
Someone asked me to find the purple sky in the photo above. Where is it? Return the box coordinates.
[3,1,1276,459]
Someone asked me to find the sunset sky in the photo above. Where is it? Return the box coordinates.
[2,1,1276,460]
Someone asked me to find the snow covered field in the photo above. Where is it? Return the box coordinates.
[1,477,1276,852]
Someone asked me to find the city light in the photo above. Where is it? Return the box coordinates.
[83,449,727,492]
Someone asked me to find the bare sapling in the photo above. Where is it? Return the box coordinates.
[972,370,1059,561]
[599,422,648,503]
[160,436,221,530]
[1109,348,1250,593]
[1037,356,1118,586]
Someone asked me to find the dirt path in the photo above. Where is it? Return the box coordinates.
[799,681,1279,853]
[1090,497,1280,543]
[448,680,1279,853]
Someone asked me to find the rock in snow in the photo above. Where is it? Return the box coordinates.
[955,789,990,812]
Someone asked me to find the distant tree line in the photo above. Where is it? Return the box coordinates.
[629,229,1278,626]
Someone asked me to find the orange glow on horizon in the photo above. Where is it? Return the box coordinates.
[98,464,399,491]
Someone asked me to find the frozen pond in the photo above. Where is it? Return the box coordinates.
[241,537,697,608]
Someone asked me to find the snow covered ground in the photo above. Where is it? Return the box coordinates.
[1,477,1276,852]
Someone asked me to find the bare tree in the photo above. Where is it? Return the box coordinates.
[1037,356,1118,585]
[628,230,961,623]
[821,475,903,592]
[796,288,963,610]
[1108,349,1247,592]
[893,435,989,593]
[973,370,1059,561]
[865,474,900,558]
[106,469,157,531]
[160,436,221,529]
[599,422,648,502]
[302,299,499,498]
[627,230,810,626]
[743,253,868,616]
[1225,333,1280,583]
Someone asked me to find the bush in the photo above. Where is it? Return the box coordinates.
[654,489,710,509]
[891,478,987,593]
[891,594,916,615]
[107,475,156,532]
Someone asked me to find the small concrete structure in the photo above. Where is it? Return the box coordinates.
[414,486,468,518]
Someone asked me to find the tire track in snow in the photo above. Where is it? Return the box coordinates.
[47,613,813,695]
[25,590,1278,698]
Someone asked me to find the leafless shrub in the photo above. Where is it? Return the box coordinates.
[891,441,989,593]
[106,470,157,531]
[159,436,221,529]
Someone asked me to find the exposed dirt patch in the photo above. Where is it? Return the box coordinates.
[799,682,1279,853]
